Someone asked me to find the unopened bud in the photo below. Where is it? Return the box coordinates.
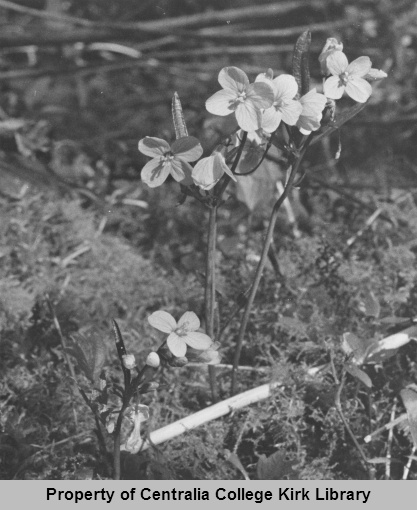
[105,415,116,434]
[365,68,388,81]
[122,354,136,370]
[146,352,160,368]
[169,356,188,367]
[319,38,343,75]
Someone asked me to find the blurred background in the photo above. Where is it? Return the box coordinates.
[1,0,416,195]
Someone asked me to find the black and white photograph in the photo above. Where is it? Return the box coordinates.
[1,0,417,482]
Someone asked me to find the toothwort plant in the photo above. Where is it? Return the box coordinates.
[71,32,388,479]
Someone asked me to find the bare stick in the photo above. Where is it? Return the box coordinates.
[137,382,281,451]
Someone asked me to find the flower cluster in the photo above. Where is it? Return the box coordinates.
[138,38,386,190]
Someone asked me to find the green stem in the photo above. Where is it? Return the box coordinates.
[205,205,218,402]
[231,141,311,395]
[113,401,128,480]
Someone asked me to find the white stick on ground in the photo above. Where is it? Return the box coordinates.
[140,382,281,451]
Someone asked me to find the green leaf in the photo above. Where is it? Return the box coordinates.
[400,386,417,449]
[256,451,299,480]
[345,363,372,388]
[67,329,107,384]
[172,92,188,140]
[235,158,282,211]
[292,30,311,98]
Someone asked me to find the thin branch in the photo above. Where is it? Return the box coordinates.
[197,19,349,40]
[0,0,327,32]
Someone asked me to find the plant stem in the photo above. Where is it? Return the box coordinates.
[335,368,374,479]
[231,141,311,394]
[205,205,218,402]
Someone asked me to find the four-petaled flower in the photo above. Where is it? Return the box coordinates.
[296,88,327,135]
[192,151,236,190]
[206,67,274,132]
[148,310,212,357]
[323,51,373,103]
[255,71,303,133]
[138,136,203,188]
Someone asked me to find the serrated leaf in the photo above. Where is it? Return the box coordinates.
[358,290,380,318]
[172,92,188,139]
[67,330,107,384]
[400,387,417,449]
[292,30,311,98]
[256,451,299,480]
[345,363,372,388]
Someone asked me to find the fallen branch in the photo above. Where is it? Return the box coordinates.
[139,382,281,451]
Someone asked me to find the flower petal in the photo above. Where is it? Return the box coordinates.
[192,155,220,190]
[138,137,170,157]
[215,152,237,181]
[346,56,372,78]
[141,159,171,188]
[273,74,298,102]
[323,75,345,100]
[171,136,203,162]
[235,101,261,132]
[280,99,303,125]
[326,51,349,76]
[183,331,213,350]
[167,333,187,357]
[218,66,249,92]
[260,106,282,133]
[247,82,274,109]
[297,89,327,133]
[345,77,372,103]
[168,159,186,182]
[178,311,200,331]
[206,89,238,116]
[171,159,193,184]
[148,311,177,333]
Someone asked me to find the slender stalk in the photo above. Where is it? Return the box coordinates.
[335,368,373,479]
[231,142,311,394]
[205,205,219,402]
[113,402,128,480]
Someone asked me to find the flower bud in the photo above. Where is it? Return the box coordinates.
[319,38,343,75]
[122,354,136,370]
[169,356,188,367]
[105,415,117,434]
[146,352,160,368]
[365,68,388,81]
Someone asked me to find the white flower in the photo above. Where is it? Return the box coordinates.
[206,66,274,132]
[255,72,302,132]
[318,38,344,75]
[296,89,327,135]
[138,136,203,188]
[323,51,373,103]
[148,310,212,357]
